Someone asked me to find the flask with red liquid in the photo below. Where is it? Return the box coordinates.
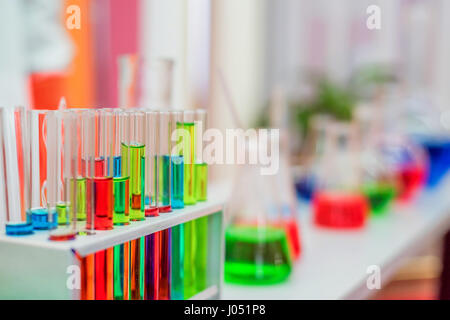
[313,121,369,229]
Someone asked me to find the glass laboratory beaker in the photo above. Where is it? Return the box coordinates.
[274,132,301,261]
[355,106,397,216]
[313,121,369,229]
[413,134,450,188]
[225,136,292,285]
[0,107,33,236]
[379,135,427,203]
[295,114,330,202]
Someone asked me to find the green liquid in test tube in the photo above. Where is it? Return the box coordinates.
[195,216,208,292]
[158,155,171,208]
[195,163,208,201]
[113,176,130,224]
[179,121,196,205]
[56,203,69,225]
[183,219,196,298]
[113,243,129,300]
[113,111,131,225]
[171,223,184,299]
[122,143,145,221]
[193,109,208,292]
[75,177,87,221]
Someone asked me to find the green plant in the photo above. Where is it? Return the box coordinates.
[293,78,356,138]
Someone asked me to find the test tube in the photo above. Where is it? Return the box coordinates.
[170,111,184,299]
[92,110,114,230]
[144,110,159,217]
[0,107,33,236]
[157,111,172,213]
[95,247,114,300]
[171,110,184,209]
[130,236,145,300]
[123,111,145,221]
[79,111,96,299]
[29,110,58,230]
[193,109,208,293]
[194,109,207,201]
[113,111,130,225]
[73,110,87,222]
[157,112,172,300]
[46,111,60,232]
[144,111,161,299]
[49,111,78,241]
[113,111,131,299]
[180,110,196,205]
[113,241,130,300]
[82,110,96,235]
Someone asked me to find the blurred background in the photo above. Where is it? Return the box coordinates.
[2,0,450,299]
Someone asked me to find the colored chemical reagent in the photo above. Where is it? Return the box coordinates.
[122,143,145,221]
[171,155,184,209]
[362,183,396,215]
[396,164,425,202]
[313,191,368,229]
[225,225,292,285]
[195,163,208,202]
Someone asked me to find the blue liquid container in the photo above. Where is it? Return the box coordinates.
[295,174,317,202]
[30,207,58,230]
[414,135,450,188]
[171,155,184,209]
[113,155,122,178]
[5,212,34,236]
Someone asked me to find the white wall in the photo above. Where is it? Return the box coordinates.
[140,0,188,110]
[0,0,29,108]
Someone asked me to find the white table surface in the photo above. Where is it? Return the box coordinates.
[222,178,450,300]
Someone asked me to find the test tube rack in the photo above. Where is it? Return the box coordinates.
[0,194,224,300]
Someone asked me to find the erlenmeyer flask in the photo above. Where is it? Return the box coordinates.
[313,121,369,229]
[267,87,301,260]
[272,133,301,260]
[379,135,427,203]
[355,106,397,216]
[225,136,292,285]
[295,114,330,202]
